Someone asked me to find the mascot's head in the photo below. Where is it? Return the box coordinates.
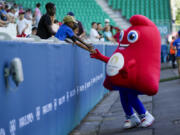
[119,15,161,53]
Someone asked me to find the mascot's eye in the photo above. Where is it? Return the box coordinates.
[127,30,138,43]
[119,31,124,42]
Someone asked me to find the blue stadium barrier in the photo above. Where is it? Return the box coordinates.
[105,45,117,57]
[0,41,117,135]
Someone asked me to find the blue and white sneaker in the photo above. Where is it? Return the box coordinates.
[123,113,141,129]
[140,111,155,128]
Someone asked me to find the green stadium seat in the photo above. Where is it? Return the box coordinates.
[108,0,113,6]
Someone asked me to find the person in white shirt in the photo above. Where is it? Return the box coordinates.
[25,9,33,21]
[90,22,101,42]
[8,8,15,18]
[8,7,17,23]
[16,10,28,37]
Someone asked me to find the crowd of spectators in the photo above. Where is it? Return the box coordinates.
[0,1,120,44]
[89,20,120,43]
[0,1,37,37]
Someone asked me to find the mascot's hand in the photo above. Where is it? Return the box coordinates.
[90,49,110,63]
[90,49,103,59]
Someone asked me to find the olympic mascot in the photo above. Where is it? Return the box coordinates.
[90,15,161,129]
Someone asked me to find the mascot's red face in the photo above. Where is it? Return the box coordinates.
[104,15,161,96]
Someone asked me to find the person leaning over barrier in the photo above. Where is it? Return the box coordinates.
[55,15,96,53]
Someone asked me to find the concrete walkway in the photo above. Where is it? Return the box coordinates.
[70,66,180,135]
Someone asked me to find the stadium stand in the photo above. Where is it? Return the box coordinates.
[14,0,117,34]
[107,0,172,44]
[107,0,171,22]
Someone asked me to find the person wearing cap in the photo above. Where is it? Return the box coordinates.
[173,30,180,75]
[37,2,56,39]
[67,12,86,38]
[16,9,28,37]
[104,18,110,26]
[55,16,95,53]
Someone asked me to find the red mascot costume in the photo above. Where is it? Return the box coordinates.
[91,15,161,129]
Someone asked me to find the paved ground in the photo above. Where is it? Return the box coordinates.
[160,68,179,80]
[153,79,180,135]
[70,65,180,135]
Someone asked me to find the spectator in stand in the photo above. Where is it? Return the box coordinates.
[103,25,116,43]
[26,27,37,38]
[16,9,28,37]
[0,3,8,21]
[97,23,102,35]
[0,3,9,27]
[173,30,180,76]
[90,22,101,42]
[67,12,86,38]
[8,7,15,17]
[104,18,110,26]
[13,3,19,17]
[8,7,16,22]
[32,27,37,35]
[97,23,104,41]
[113,27,121,44]
[170,36,176,68]
[2,4,16,23]
[37,2,56,39]
[25,9,33,21]
[34,3,41,27]
[5,4,9,12]
[72,23,79,35]
[19,6,23,13]
[55,16,95,53]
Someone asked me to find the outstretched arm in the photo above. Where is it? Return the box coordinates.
[74,41,96,53]
[74,35,94,50]
[90,49,109,63]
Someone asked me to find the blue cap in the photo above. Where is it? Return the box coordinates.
[67,12,74,16]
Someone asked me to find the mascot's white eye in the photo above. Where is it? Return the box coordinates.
[119,31,124,42]
[127,30,138,43]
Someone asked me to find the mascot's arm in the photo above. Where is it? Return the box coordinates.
[90,49,110,63]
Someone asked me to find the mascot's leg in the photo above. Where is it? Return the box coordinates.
[126,90,146,115]
[119,89,141,129]
[125,89,155,128]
